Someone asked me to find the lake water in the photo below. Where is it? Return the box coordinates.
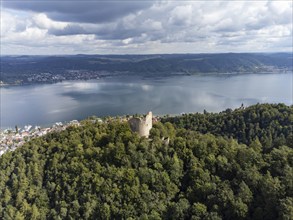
[1,73,292,129]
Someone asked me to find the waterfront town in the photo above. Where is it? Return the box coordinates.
[0,120,81,156]
[0,70,122,86]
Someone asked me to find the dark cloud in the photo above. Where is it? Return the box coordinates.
[47,15,164,41]
[49,25,87,36]
[3,0,155,23]
[48,22,146,40]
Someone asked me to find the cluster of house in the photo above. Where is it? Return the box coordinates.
[0,120,81,156]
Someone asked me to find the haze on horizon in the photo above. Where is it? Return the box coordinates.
[0,0,292,55]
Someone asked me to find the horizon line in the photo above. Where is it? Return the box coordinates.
[1,51,293,56]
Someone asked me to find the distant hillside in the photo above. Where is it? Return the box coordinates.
[1,53,292,85]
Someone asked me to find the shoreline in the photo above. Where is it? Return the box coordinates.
[0,120,82,156]
[1,71,292,88]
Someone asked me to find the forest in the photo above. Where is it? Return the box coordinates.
[0,103,292,219]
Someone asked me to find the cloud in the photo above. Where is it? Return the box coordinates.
[1,0,292,55]
[32,13,67,30]
[168,5,193,26]
[3,0,155,23]
[48,24,86,36]
[0,11,27,37]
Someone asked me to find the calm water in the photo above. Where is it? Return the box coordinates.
[1,73,292,128]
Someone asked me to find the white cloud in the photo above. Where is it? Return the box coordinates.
[169,5,193,26]
[1,11,27,37]
[33,13,67,30]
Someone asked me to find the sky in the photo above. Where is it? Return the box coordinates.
[1,0,292,55]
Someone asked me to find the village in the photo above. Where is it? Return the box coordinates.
[0,120,81,156]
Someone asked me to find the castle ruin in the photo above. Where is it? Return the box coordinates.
[128,112,152,138]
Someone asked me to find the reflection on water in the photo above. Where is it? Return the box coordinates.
[1,73,292,128]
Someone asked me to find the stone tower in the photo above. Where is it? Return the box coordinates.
[128,112,152,138]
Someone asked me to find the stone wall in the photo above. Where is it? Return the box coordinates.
[128,112,152,138]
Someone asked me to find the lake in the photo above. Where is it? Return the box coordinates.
[1,73,292,129]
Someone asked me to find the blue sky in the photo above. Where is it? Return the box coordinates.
[1,0,292,55]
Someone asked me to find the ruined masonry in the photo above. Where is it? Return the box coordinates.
[128,112,152,138]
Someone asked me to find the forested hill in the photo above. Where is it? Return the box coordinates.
[1,53,292,85]
[0,104,292,219]
[162,103,293,149]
